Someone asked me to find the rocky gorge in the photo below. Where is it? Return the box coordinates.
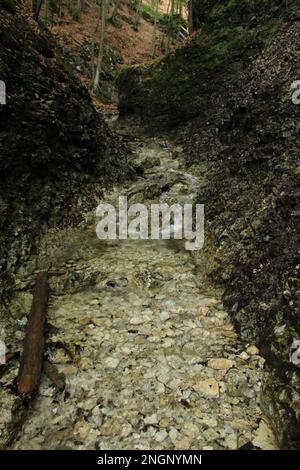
[0,0,299,451]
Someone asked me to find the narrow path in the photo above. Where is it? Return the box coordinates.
[5,125,275,450]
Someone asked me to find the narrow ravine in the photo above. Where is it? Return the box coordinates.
[1,121,276,450]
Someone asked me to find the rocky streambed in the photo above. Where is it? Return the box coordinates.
[0,126,276,450]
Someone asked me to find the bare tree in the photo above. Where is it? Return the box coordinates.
[152,0,159,57]
[33,0,43,20]
[93,0,108,92]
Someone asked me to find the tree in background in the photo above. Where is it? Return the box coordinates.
[93,0,108,91]
[151,0,159,56]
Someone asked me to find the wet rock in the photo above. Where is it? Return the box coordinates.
[207,358,234,371]
[9,292,33,320]
[154,430,168,443]
[104,358,120,369]
[225,433,238,450]
[200,416,218,428]
[246,346,260,356]
[169,427,179,445]
[238,352,250,361]
[144,414,158,425]
[159,311,170,322]
[252,420,277,450]
[194,379,220,398]
[226,370,252,398]
[73,420,93,440]
[99,418,122,437]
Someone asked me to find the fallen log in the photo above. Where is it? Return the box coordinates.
[16,272,48,399]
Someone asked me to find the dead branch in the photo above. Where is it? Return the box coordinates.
[16,272,49,400]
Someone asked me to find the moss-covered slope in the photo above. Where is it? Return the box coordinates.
[117,0,298,129]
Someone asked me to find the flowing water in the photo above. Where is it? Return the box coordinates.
[0,122,276,450]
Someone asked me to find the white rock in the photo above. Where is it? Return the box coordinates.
[104,357,120,369]
[159,311,170,322]
[73,420,92,440]
[121,346,131,355]
[239,352,250,361]
[120,423,133,438]
[225,433,238,450]
[246,345,260,356]
[130,316,149,325]
[154,430,168,443]
[169,427,179,445]
[207,358,234,370]
[200,416,218,428]
[144,414,158,425]
[193,379,220,398]
[252,420,277,450]
[156,382,165,395]
[168,378,182,390]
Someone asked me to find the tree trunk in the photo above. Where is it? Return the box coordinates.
[45,0,48,23]
[91,3,101,86]
[166,0,174,53]
[152,0,159,57]
[93,0,108,92]
[34,0,43,20]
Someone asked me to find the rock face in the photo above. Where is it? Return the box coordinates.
[0,8,132,309]
[185,18,300,449]
[116,0,300,449]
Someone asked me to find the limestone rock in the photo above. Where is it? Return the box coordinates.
[207,358,234,371]
[194,379,220,398]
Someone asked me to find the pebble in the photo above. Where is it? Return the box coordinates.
[144,414,158,425]
[104,357,120,369]
[246,345,260,356]
[201,416,218,428]
[154,430,168,443]
[207,358,235,371]
[239,352,250,361]
[169,427,179,445]
[225,433,238,450]
[194,379,220,398]
[159,311,170,322]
